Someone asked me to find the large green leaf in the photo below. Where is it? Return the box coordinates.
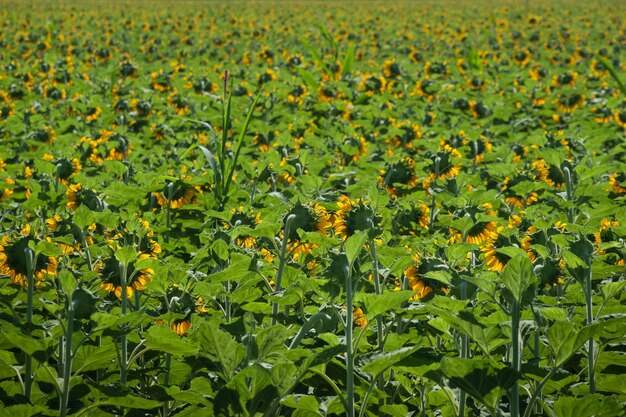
[357,290,415,321]
[344,231,367,267]
[440,357,518,414]
[360,346,419,377]
[547,321,603,367]
[553,394,625,417]
[501,254,538,307]
[199,320,246,382]
[144,325,200,356]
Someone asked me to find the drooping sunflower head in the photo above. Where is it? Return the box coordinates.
[0,234,58,287]
[66,183,103,211]
[284,201,331,241]
[333,196,382,239]
[97,256,152,300]
[53,157,82,183]
[392,203,430,235]
[481,231,514,272]
[154,180,200,209]
[465,220,498,245]
[556,93,584,113]
[383,58,401,79]
[338,136,368,164]
[423,147,462,187]
[608,173,626,195]
[227,206,262,249]
[403,258,449,301]
[379,157,419,198]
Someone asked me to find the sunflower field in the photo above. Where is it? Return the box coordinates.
[1,0,626,416]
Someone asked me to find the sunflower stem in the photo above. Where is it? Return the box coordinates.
[24,247,35,402]
[163,352,172,417]
[458,282,469,417]
[368,238,385,390]
[272,214,296,326]
[165,182,174,244]
[563,166,574,223]
[585,264,596,394]
[344,262,355,417]
[59,302,74,417]
[510,300,521,417]
[54,163,62,193]
[119,261,128,385]
[80,230,93,272]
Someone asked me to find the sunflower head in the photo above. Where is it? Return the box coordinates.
[334,196,382,239]
[154,180,199,209]
[392,204,430,235]
[66,183,103,211]
[403,258,449,301]
[98,257,152,299]
[0,234,58,286]
[284,201,331,241]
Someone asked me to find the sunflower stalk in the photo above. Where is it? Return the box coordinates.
[458,281,469,417]
[59,301,74,417]
[119,261,128,385]
[165,182,174,244]
[54,163,62,193]
[585,263,596,393]
[563,166,574,224]
[344,262,355,417]
[510,300,521,417]
[368,238,385,392]
[24,247,35,402]
[272,214,296,326]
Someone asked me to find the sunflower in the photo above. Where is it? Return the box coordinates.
[151,70,171,92]
[403,259,449,301]
[532,159,565,188]
[608,173,626,195]
[154,181,200,209]
[104,219,161,259]
[0,234,58,286]
[333,196,382,240]
[46,213,95,254]
[424,61,447,77]
[551,71,577,88]
[556,93,584,113]
[353,306,368,328]
[481,230,513,272]
[171,320,192,336]
[97,257,152,299]
[501,175,539,208]
[282,201,332,261]
[466,136,493,163]
[593,218,619,247]
[392,203,430,235]
[465,220,498,244]
[512,49,531,67]
[383,58,401,79]
[258,68,277,85]
[389,121,422,150]
[85,107,101,123]
[615,111,626,129]
[378,157,419,199]
[422,146,463,189]
[53,157,82,184]
[0,178,14,201]
[287,84,308,105]
[66,183,103,211]
[338,136,368,164]
[412,78,437,101]
[358,73,387,95]
[227,206,262,249]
